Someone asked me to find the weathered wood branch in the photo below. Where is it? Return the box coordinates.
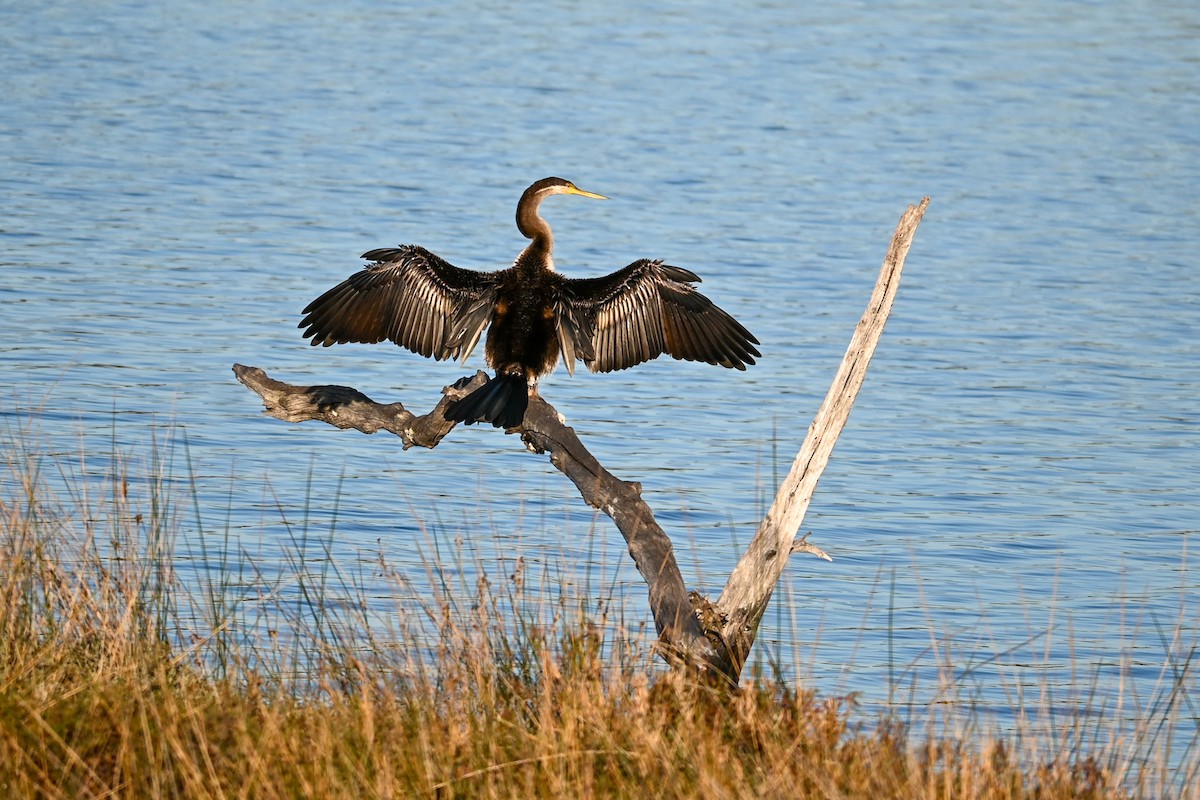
[710,197,930,678]
[519,399,718,665]
[232,365,488,450]
[234,197,927,685]
[231,365,718,665]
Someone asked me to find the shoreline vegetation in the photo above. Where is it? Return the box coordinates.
[1,426,1195,799]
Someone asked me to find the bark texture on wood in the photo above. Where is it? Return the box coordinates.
[234,198,928,684]
[521,398,718,664]
[232,365,488,450]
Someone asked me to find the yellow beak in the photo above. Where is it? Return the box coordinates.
[567,183,608,200]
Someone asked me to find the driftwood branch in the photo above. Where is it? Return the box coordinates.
[232,365,718,664]
[234,197,928,684]
[232,366,489,449]
[709,197,930,678]
[520,399,718,664]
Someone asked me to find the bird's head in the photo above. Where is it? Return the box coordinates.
[523,177,607,204]
[516,178,607,241]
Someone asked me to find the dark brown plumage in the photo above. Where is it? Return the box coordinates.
[299,177,760,428]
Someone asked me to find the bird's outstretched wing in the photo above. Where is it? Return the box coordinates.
[299,245,499,363]
[558,259,760,374]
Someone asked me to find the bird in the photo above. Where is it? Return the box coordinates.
[298,177,760,429]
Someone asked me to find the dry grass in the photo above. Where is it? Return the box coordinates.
[0,426,1193,799]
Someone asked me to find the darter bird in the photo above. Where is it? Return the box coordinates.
[299,177,760,428]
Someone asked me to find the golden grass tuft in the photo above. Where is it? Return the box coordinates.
[0,427,1193,799]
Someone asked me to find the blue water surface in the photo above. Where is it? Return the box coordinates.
[2,0,1198,770]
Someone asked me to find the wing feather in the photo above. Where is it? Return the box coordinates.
[299,245,498,363]
[561,259,760,373]
[448,296,494,361]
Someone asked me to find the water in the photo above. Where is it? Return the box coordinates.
[3,0,1198,764]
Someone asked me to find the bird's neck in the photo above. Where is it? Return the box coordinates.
[516,238,554,273]
[516,206,555,273]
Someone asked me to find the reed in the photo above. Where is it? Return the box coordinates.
[0,424,1193,799]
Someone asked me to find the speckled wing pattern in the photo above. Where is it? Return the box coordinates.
[299,245,498,363]
[558,259,760,374]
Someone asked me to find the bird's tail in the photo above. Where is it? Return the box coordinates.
[444,373,528,429]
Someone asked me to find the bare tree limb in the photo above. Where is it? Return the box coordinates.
[709,197,930,679]
[520,397,718,665]
[231,365,718,665]
[231,366,487,450]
